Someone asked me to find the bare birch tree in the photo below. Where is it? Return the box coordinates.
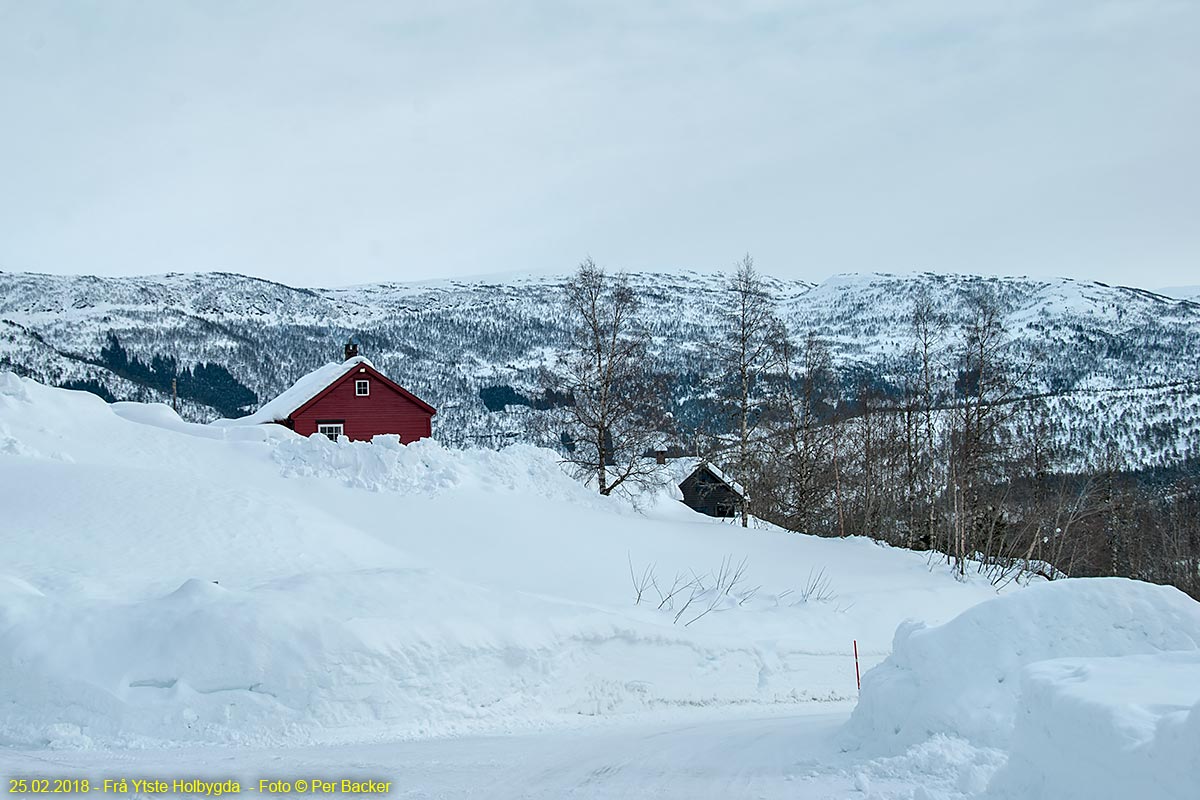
[552,259,671,496]
[945,286,1033,576]
[907,290,948,551]
[718,254,785,526]
[758,331,837,535]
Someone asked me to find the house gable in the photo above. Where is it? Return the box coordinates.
[289,363,436,421]
[236,354,436,444]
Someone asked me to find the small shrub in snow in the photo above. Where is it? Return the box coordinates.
[627,554,655,606]
[628,554,836,625]
[797,567,836,603]
[627,554,757,625]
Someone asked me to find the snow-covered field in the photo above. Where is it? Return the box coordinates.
[3,374,1199,797]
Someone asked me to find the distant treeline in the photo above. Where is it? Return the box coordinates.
[60,378,117,403]
[99,333,257,418]
[479,384,572,412]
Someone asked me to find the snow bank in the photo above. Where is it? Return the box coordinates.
[0,568,800,748]
[844,578,1200,753]
[1,374,1007,748]
[271,433,611,506]
[985,652,1200,800]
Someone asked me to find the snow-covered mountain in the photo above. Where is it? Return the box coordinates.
[1,269,1197,467]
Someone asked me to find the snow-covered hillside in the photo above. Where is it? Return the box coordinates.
[1,269,1197,468]
[0,374,1006,748]
[4,376,1199,799]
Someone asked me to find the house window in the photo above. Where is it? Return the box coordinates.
[355,379,369,396]
[317,423,344,441]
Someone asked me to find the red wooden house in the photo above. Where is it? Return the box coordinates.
[244,344,436,443]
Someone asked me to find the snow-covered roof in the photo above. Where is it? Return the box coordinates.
[699,461,747,498]
[239,357,375,424]
[672,457,747,498]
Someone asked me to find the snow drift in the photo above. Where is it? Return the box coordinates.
[844,578,1200,752]
[986,652,1200,800]
[7,372,1200,797]
[1,374,1006,748]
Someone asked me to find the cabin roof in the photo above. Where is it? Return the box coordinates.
[676,458,747,499]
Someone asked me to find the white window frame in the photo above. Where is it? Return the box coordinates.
[355,379,370,396]
[317,423,344,441]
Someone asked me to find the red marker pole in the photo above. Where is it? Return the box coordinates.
[853,639,861,693]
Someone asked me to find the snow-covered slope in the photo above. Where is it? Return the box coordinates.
[0,374,1008,749]
[2,269,1198,468]
[6,375,1200,800]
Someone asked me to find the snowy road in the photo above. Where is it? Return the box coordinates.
[0,707,928,799]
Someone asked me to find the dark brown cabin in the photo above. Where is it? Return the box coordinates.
[679,462,747,518]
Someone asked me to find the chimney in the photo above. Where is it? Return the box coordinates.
[655,448,667,465]
[344,340,359,361]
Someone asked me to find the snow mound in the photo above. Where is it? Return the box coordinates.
[844,578,1200,752]
[0,566,806,748]
[985,652,1200,800]
[271,433,609,505]
[0,371,33,402]
[0,374,1009,748]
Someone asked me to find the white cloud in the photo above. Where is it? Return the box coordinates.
[0,0,1196,286]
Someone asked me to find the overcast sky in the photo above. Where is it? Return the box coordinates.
[1,1,1197,287]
